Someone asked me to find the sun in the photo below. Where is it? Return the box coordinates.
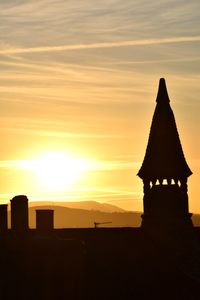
[20,151,91,192]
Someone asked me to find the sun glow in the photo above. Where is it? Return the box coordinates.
[19,151,92,192]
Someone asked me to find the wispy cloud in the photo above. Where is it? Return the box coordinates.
[0,189,142,209]
[0,35,200,55]
[0,158,140,170]
[2,127,119,139]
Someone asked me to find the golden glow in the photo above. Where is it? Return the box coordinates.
[19,151,92,192]
[0,0,199,212]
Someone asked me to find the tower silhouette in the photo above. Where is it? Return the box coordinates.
[138,78,193,228]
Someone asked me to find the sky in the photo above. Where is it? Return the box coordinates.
[0,0,200,212]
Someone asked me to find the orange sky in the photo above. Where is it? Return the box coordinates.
[0,1,200,212]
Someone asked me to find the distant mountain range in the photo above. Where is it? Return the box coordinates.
[7,200,200,228]
[27,201,140,228]
[28,200,125,213]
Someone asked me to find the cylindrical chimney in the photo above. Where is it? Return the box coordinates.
[36,209,54,232]
[10,195,29,231]
[0,204,8,233]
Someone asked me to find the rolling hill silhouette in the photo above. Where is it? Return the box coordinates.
[28,200,125,212]
[28,205,141,228]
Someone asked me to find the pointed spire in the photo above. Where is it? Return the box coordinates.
[137,78,192,182]
[156,78,170,104]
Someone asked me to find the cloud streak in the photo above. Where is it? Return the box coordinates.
[0,158,140,170]
[1,35,200,55]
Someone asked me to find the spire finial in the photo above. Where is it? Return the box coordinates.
[156,78,170,104]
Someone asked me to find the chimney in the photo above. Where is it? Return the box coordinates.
[36,209,54,232]
[0,204,8,234]
[10,195,29,232]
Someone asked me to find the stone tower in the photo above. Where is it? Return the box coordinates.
[138,78,193,228]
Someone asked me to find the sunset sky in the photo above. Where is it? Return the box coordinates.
[0,0,200,212]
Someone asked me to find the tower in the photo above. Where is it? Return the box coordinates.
[138,78,193,228]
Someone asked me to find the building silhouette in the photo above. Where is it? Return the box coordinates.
[138,78,193,228]
[0,78,200,299]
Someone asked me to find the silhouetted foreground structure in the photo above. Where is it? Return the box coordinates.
[11,195,29,232]
[36,209,54,232]
[0,79,200,299]
[0,204,8,233]
[138,78,193,228]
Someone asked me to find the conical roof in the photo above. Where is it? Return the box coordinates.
[137,78,192,180]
